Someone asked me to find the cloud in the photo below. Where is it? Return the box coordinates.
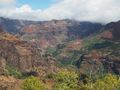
[43,0,120,23]
[0,0,15,6]
[0,4,42,20]
[18,5,32,12]
[0,0,120,23]
[0,0,14,4]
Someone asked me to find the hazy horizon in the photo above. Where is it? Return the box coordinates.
[0,0,120,23]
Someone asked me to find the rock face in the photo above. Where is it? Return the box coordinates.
[102,56,120,74]
[0,76,22,90]
[75,20,120,75]
[75,51,103,73]
[101,31,113,40]
[102,21,120,41]
[0,28,58,76]
[76,53,120,75]
[75,31,120,75]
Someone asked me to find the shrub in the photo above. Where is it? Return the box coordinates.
[22,76,47,90]
[54,69,79,90]
[93,74,120,90]
[80,74,120,90]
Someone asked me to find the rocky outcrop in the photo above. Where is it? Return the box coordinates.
[76,50,120,75]
[103,21,120,41]
[0,28,58,76]
[75,51,103,74]
[102,56,120,74]
[101,31,113,40]
[0,76,21,90]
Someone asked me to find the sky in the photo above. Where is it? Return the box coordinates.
[0,0,120,23]
[16,0,56,9]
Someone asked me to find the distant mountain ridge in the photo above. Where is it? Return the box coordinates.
[0,17,103,49]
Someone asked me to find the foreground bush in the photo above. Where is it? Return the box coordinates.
[80,74,120,90]
[22,70,120,90]
[22,76,46,90]
[53,69,79,90]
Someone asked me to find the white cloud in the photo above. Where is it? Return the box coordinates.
[0,0,120,23]
[0,0,15,6]
[18,5,32,12]
[0,0,14,4]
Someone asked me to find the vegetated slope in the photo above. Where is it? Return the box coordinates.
[0,17,120,75]
[0,27,58,77]
[0,17,120,90]
[75,21,120,75]
[0,17,104,73]
[46,20,120,75]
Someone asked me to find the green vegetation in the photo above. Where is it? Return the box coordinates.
[82,34,104,50]
[45,69,120,90]
[6,65,22,79]
[0,35,3,39]
[47,33,120,67]
[60,50,82,66]
[22,76,47,90]
[18,69,120,90]
[82,33,120,55]
[47,47,57,54]
[80,74,120,90]
[33,31,120,90]
[53,69,79,90]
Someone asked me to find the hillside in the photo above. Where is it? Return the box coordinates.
[0,17,120,90]
[0,27,58,76]
[0,17,120,74]
[0,17,103,49]
[60,21,120,74]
